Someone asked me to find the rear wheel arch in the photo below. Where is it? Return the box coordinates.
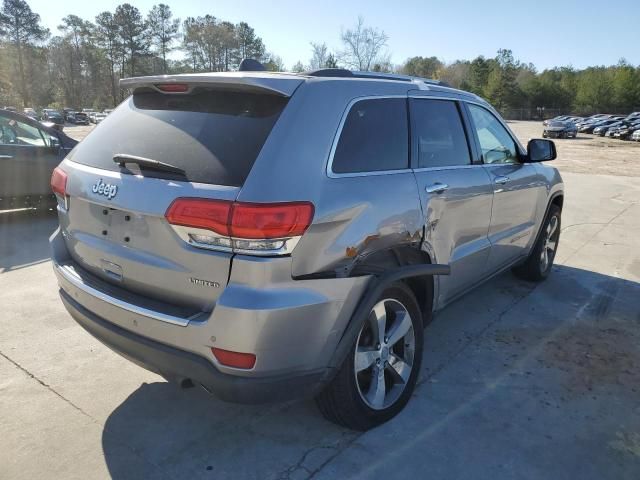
[551,193,564,212]
[353,246,434,326]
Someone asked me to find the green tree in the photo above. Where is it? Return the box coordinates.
[325,53,338,68]
[235,21,265,62]
[57,15,93,107]
[574,67,614,113]
[612,59,640,112]
[147,4,179,73]
[114,3,148,77]
[291,60,305,73]
[400,56,443,79]
[483,49,520,111]
[95,12,121,106]
[0,0,49,106]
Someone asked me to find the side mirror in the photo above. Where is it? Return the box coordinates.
[49,135,61,153]
[526,139,556,162]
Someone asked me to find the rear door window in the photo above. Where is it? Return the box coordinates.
[331,98,409,174]
[410,99,471,168]
[68,89,288,186]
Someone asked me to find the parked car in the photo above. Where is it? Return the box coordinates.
[103,109,114,115]
[543,120,578,138]
[62,108,76,121]
[543,115,571,126]
[71,112,90,125]
[41,109,65,126]
[594,121,624,136]
[632,129,640,141]
[89,112,98,123]
[93,112,107,124]
[23,108,39,120]
[0,109,78,210]
[613,123,640,140]
[3,106,17,112]
[50,66,564,431]
[567,116,585,124]
[580,118,621,133]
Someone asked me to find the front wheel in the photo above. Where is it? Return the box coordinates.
[513,204,561,281]
[316,284,423,430]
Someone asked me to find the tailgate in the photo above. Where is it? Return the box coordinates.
[58,161,238,311]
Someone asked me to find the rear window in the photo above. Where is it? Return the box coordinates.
[69,89,288,186]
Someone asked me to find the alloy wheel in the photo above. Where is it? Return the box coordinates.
[354,298,416,410]
[540,215,559,272]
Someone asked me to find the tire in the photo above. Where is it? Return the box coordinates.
[512,204,561,281]
[315,283,424,431]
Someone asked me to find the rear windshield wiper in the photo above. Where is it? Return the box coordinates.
[113,153,186,175]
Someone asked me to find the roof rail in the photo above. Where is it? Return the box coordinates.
[305,68,354,77]
[305,68,451,87]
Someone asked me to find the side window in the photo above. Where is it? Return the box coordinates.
[411,99,471,168]
[467,104,519,165]
[0,116,48,147]
[332,98,408,174]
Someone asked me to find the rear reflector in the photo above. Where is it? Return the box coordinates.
[212,348,256,369]
[165,199,314,240]
[51,167,67,196]
[155,83,189,93]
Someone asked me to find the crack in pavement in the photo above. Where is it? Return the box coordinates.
[273,431,360,480]
[0,349,97,423]
[0,350,173,480]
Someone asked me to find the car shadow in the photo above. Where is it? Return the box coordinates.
[99,264,640,479]
[0,208,58,272]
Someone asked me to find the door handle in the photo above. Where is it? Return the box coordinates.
[494,176,510,185]
[425,182,449,194]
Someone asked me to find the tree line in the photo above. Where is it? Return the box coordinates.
[1,0,639,116]
[400,50,640,116]
[0,0,279,109]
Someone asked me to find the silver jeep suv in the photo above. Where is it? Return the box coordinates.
[51,67,564,430]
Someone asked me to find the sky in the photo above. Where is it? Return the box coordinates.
[27,0,640,71]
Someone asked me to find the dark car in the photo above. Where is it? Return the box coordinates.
[62,108,76,121]
[0,109,78,210]
[71,112,90,125]
[613,122,640,140]
[543,115,571,126]
[543,120,578,138]
[41,109,65,126]
[580,118,621,133]
[594,121,624,136]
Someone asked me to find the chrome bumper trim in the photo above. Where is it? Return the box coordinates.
[54,262,191,327]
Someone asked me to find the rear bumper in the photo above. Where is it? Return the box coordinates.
[60,288,329,403]
[50,226,369,402]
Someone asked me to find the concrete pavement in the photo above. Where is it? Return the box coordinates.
[1,171,639,479]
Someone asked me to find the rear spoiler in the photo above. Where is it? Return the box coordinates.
[119,72,304,97]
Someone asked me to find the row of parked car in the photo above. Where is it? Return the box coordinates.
[2,106,113,128]
[542,112,640,141]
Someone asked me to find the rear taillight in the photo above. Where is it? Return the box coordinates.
[230,202,314,239]
[165,198,314,255]
[50,167,67,196]
[165,198,232,235]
